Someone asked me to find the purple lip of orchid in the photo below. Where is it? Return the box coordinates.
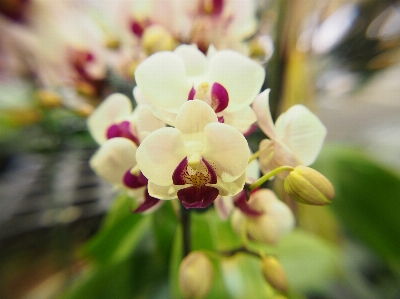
[131,188,160,213]
[172,157,219,209]
[233,190,263,217]
[106,121,140,146]
[123,170,148,189]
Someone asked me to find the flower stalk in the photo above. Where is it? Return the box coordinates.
[180,203,192,257]
[249,166,294,191]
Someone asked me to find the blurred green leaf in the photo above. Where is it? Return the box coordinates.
[277,229,341,293]
[313,144,400,269]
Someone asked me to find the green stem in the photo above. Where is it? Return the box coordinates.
[249,165,294,191]
[180,204,191,257]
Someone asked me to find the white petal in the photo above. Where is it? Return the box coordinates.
[174,44,209,84]
[132,86,151,106]
[132,105,165,143]
[217,172,247,196]
[222,106,257,133]
[148,181,181,200]
[275,105,327,165]
[89,138,137,187]
[87,93,132,144]
[202,123,250,182]
[135,51,192,112]
[246,155,260,183]
[136,127,187,186]
[252,89,276,139]
[209,50,265,112]
[175,99,217,135]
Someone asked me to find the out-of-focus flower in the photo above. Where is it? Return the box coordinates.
[136,100,249,209]
[284,165,335,206]
[135,44,264,132]
[253,89,327,175]
[89,137,161,213]
[179,251,214,299]
[231,189,295,244]
[87,93,164,145]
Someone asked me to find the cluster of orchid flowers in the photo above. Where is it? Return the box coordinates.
[88,44,331,248]
[0,0,271,115]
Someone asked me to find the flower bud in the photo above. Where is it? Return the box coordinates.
[284,165,334,206]
[179,251,213,299]
[141,24,177,56]
[261,256,288,293]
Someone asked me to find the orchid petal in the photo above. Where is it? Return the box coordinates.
[211,82,229,113]
[175,100,217,144]
[148,181,181,200]
[216,172,247,196]
[135,51,192,112]
[178,185,219,209]
[275,105,327,165]
[133,189,162,213]
[89,138,137,187]
[133,105,165,142]
[87,93,132,144]
[209,50,265,112]
[136,127,187,186]
[223,106,257,134]
[252,89,276,139]
[174,45,209,84]
[202,122,249,182]
[214,196,234,220]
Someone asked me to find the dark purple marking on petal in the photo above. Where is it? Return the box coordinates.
[178,185,219,209]
[132,188,161,213]
[202,157,217,184]
[123,169,147,189]
[106,121,139,146]
[211,82,229,113]
[138,171,148,185]
[172,157,189,185]
[130,20,144,37]
[188,86,196,100]
[217,116,224,123]
[233,190,263,216]
[212,0,224,15]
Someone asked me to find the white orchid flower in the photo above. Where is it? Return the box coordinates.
[87,93,165,145]
[252,89,327,175]
[136,100,250,209]
[89,137,162,213]
[134,44,265,133]
[231,189,295,244]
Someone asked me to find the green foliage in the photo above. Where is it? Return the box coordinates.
[313,144,400,270]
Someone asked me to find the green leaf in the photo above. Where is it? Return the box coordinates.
[313,144,400,268]
[81,193,151,265]
[277,229,340,293]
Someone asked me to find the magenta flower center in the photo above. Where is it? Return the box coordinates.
[106,121,139,146]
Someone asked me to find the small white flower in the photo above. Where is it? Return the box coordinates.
[253,89,327,175]
[134,44,264,132]
[136,99,250,208]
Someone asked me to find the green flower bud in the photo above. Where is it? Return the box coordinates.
[179,251,213,299]
[284,165,334,205]
[261,256,288,293]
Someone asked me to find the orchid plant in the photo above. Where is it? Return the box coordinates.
[86,44,334,298]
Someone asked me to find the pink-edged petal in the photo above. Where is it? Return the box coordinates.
[202,122,249,182]
[175,99,218,135]
[106,121,140,145]
[148,181,181,200]
[89,138,137,187]
[178,185,219,209]
[188,86,196,100]
[132,105,165,143]
[211,82,229,113]
[132,188,162,213]
[174,45,209,84]
[275,105,327,165]
[252,89,276,139]
[233,190,263,216]
[136,127,187,186]
[223,106,257,134]
[208,50,265,112]
[87,93,132,144]
[134,51,192,113]
[214,196,234,220]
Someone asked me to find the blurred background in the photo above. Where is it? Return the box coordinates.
[1,0,400,298]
